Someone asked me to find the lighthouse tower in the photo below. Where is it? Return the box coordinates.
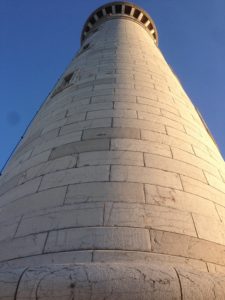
[1,2,225,299]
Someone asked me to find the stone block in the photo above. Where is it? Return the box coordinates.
[138,111,185,132]
[92,250,207,272]
[137,96,179,115]
[1,187,67,218]
[144,153,207,182]
[24,155,77,181]
[192,213,225,245]
[60,118,112,136]
[104,202,196,236]
[176,267,225,300]
[14,263,181,300]
[0,233,47,262]
[49,139,110,160]
[204,172,225,193]
[114,101,161,116]
[150,229,225,265]
[111,138,171,157]
[207,263,225,275]
[65,112,86,125]
[78,150,144,167]
[32,131,82,156]
[0,172,22,196]
[87,109,137,119]
[83,127,140,140]
[0,177,42,208]
[0,268,25,300]
[39,165,110,190]
[145,185,219,218]
[65,182,145,204]
[16,203,104,237]
[172,147,221,178]
[166,127,208,152]
[181,175,225,206]
[113,117,166,134]
[45,227,151,253]
[110,165,183,190]
[141,129,194,154]
[0,217,20,242]
[2,251,92,269]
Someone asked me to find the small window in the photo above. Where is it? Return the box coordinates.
[63,73,73,85]
[97,10,103,18]
[124,5,132,15]
[115,5,122,13]
[51,72,74,97]
[105,6,112,14]
[133,9,141,19]
[141,15,148,24]
[83,43,90,51]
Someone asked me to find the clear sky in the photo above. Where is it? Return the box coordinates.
[0,0,225,171]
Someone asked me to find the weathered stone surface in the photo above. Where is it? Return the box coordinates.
[15,263,180,300]
[150,229,225,265]
[111,138,172,157]
[49,139,110,160]
[192,213,225,245]
[0,267,25,300]
[16,203,104,237]
[104,202,196,236]
[60,117,112,136]
[93,250,207,271]
[113,118,166,133]
[111,165,183,190]
[83,127,141,140]
[32,130,82,155]
[78,150,144,167]
[0,3,225,298]
[0,187,67,219]
[176,267,225,300]
[39,165,110,190]
[65,182,145,204]
[141,129,194,154]
[144,153,207,182]
[0,233,47,262]
[45,227,151,253]
[0,177,42,208]
[145,184,219,218]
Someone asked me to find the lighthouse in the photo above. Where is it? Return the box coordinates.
[1,2,225,299]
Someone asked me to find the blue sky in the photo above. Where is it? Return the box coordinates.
[0,0,225,171]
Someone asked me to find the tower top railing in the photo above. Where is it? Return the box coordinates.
[81,1,158,46]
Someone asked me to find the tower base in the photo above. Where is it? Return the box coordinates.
[2,262,225,299]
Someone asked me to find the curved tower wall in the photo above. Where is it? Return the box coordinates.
[1,2,225,299]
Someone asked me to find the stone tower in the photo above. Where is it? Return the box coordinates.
[1,1,225,299]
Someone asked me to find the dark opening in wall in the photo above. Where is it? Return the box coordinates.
[148,23,154,31]
[89,17,96,25]
[115,5,122,14]
[124,5,132,15]
[105,6,112,14]
[141,15,148,24]
[64,73,73,85]
[97,10,103,18]
[83,43,90,51]
[51,72,74,97]
[133,9,141,19]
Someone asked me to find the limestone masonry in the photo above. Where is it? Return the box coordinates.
[1,2,225,299]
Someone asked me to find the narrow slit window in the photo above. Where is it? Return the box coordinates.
[51,72,74,97]
[124,5,132,15]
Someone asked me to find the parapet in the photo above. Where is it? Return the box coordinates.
[81,1,158,45]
